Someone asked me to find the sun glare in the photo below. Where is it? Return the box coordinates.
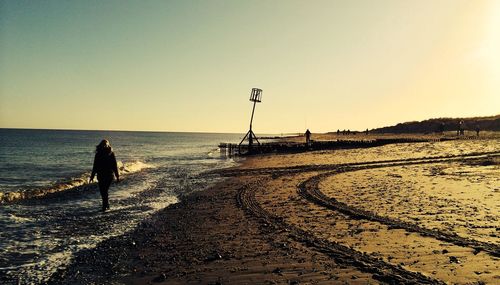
[482,0,500,82]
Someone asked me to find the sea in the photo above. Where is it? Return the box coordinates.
[0,129,243,284]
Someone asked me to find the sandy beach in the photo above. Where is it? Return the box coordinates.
[49,136,499,284]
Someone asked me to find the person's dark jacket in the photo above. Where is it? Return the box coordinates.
[91,151,119,181]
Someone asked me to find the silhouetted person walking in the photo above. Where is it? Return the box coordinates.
[305,129,311,146]
[438,122,445,134]
[458,121,464,136]
[90,139,120,212]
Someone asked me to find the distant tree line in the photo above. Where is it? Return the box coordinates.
[370,115,500,134]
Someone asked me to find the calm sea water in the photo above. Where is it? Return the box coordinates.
[0,129,242,284]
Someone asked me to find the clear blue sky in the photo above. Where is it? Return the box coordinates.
[1,0,499,133]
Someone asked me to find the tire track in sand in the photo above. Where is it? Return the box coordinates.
[297,155,500,257]
[237,180,444,284]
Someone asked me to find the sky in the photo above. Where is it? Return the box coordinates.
[1,0,499,133]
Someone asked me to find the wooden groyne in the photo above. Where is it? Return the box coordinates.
[219,136,479,156]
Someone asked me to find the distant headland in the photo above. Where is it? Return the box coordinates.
[370,114,500,134]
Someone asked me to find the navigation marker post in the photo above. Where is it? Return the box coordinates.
[239,88,262,154]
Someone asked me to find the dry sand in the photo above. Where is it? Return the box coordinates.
[49,137,499,284]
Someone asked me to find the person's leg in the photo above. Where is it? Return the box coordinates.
[98,179,106,211]
[98,177,112,211]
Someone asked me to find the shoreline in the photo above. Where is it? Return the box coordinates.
[49,166,381,285]
[48,137,499,284]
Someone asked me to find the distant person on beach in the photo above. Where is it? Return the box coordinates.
[438,122,445,134]
[305,129,311,146]
[90,139,120,212]
[458,121,464,136]
[475,125,480,137]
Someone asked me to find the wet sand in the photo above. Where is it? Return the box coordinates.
[49,137,499,284]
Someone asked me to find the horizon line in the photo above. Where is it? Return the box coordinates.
[0,127,306,136]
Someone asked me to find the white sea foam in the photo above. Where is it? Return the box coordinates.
[119,160,153,173]
[0,160,154,203]
[8,213,33,223]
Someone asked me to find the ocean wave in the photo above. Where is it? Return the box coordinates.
[8,213,33,223]
[119,160,152,173]
[0,160,154,204]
